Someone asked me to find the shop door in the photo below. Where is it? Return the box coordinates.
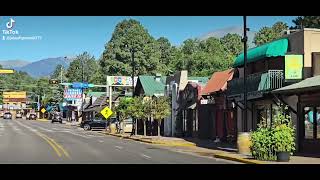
[300,106,320,154]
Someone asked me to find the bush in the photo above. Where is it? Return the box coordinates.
[250,106,295,161]
[272,109,295,154]
[250,119,276,161]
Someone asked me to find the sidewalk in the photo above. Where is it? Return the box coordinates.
[101,132,320,164]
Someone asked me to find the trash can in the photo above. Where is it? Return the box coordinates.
[237,132,251,155]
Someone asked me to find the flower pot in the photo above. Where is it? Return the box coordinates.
[276,152,290,162]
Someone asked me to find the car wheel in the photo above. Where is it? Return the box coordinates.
[84,124,91,131]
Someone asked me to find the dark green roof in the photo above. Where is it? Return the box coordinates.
[138,76,166,96]
[87,92,106,97]
[234,38,289,67]
[273,75,320,94]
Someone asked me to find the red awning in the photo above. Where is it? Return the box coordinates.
[201,69,234,95]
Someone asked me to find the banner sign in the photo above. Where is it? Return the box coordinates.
[107,76,137,86]
[63,88,83,101]
[3,91,27,103]
[3,91,26,99]
[285,55,303,80]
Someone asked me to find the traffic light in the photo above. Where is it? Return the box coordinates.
[49,79,59,84]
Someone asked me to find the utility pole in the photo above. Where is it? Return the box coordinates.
[81,58,84,122]
[60,66,63,83]
[243,16,248,132]
[131,48,137,136]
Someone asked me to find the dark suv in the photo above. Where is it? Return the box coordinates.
[80,118,106,131]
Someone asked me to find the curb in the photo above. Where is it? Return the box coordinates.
[37,119,49,122]
[214,153,264,164]
[101,132,264,164]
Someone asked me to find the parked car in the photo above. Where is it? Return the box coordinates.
[28,113,37,120]
[3,112,12,119]
[16,112,23,118]
[51,112,62,123]
[80,118,106,131]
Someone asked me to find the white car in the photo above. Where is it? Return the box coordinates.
[3,112,12,119]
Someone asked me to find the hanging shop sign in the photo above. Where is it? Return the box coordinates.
[285,55,303,80]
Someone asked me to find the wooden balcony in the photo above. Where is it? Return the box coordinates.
[227,70,284,101]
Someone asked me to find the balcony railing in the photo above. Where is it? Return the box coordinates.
[227,70,284,98]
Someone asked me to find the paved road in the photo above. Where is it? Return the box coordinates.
[0,118,235,164]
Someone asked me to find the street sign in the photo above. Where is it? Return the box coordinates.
[0,69,14,74]
[72,82,94,89]
[41,108,46,113]
[100,106,113,120]
[107,76,137,86]
[64,88,83,101]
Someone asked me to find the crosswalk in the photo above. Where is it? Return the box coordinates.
[0,120,26,135]
[0,119,105,140]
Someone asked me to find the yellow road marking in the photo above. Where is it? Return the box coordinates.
[46,136,71,158]
[36,132,62,157]
[36,131,70,159]
[14,120,70,159]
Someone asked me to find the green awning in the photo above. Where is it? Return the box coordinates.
[233,38,289,67]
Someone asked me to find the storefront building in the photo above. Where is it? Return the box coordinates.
[228,28,320,153]
[199,69,236,142]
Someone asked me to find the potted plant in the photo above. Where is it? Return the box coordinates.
[250,118,276,161]
[272,107,295,162]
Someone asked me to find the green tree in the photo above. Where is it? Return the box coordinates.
[66,52,99,83]
[127,96,145,135]
[152,97,170,137]
[253,22,288,46]
[100,19,164,79]
[292,16,320,29]
[115,97,133,133]
[220,33,243,57]
[51,64,67,82]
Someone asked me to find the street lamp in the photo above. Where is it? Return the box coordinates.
[125,44,136,135]
[242,16,249,132]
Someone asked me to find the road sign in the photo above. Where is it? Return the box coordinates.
[100,106,113,120]
[0,69,14,74]
[63,88,83,101]
[41,108,46,113]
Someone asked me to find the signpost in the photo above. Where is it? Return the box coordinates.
[100,106,113,120]
[41,108,46,113]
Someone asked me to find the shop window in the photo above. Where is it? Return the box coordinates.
[304,107,314,139]
[317,107,320,139]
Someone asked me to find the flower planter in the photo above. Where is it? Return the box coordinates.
[276,152,290,162]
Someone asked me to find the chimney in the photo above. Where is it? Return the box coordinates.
[155,73,161,82]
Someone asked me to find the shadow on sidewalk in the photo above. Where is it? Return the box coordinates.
[182,137,237,153]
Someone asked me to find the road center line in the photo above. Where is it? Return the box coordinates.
[14,120,70,159]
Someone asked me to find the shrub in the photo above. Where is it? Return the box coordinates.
[250,106,295,161]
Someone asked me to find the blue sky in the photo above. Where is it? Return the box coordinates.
[0,16,297,62]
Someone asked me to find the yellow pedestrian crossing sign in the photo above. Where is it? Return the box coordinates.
[41,108,46,113]
[100,106,113,119]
